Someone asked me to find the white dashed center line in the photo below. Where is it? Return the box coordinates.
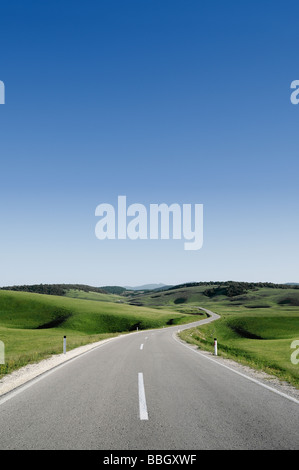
[138,373,148,420]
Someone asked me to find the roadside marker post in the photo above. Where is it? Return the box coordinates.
[214,338,217,356]
[63,336,66,354]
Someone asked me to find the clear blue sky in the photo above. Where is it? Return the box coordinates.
[0,0,298,286]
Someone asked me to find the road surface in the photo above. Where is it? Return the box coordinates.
[0,308,298,450]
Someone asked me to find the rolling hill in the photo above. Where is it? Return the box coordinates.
[1,281,299,387]
[0,289,205,378]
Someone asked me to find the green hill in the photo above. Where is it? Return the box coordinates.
[1,281,299,387]
[122,282,299,388]
[0,290,204,378]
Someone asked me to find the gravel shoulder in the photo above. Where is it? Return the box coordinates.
[175,334,299,403]
[0,335,124,397]
[1,308,298,404]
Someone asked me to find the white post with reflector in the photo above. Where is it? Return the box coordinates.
[63,336,66,354]
[214,338,218,356]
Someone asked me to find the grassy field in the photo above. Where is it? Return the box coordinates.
[173,286,299,388]
[1,282,299,387]
[65,289,125,303]
[0,289,204,378]
[120,283,299,387]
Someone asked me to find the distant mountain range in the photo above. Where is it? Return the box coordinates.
[123,283,173,291]
[1,281,298,297]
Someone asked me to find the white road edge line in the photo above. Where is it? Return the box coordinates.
[140,344,144,350]
[0,335,128,406]
[172,332,299,405]
[138,372,148,420]
[0,320,204,406]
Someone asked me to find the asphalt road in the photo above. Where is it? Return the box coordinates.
[0,309,298,450]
